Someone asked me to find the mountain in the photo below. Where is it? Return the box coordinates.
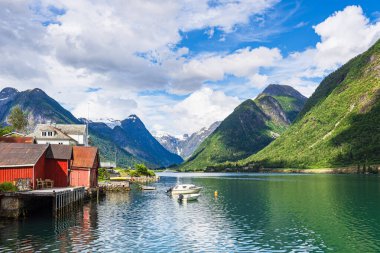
[93,117,121,129]
[242,39,380,169]
[154,121,221,158]
[85,121,145,168]
[179,84,307,171]
[89,115,183,168]
[0,88,80,129]
[0,87,167,168]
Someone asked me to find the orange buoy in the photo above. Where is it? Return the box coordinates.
[214,190,218,197]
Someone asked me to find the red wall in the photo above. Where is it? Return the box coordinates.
[45,159,69,187]
[90,168,98,188]
[0,166,33,184]
[70,168,90,188]
[34,151,46,183]
[0,151,46,189]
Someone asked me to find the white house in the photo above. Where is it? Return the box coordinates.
[29,124,88,146]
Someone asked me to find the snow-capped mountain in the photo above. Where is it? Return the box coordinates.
[92,117,121,129]
[154,121,221,159]
[90,114,183,167]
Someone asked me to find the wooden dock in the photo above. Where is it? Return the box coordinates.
[20,187,86,216]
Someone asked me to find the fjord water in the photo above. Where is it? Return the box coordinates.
[1,174,380,252]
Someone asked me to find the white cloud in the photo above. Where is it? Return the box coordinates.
[267,5,380,97]
[314,5,380,70]
[169,47,282,93]
[178,0,279,32]
[0,2,380,136]
[145,88,241,135]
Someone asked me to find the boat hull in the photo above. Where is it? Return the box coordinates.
[178,193,200,201]
[171,188,202,195]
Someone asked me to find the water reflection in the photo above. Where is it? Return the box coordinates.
[1,174,380,252]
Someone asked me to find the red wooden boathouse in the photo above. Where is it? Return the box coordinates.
[45,144,73,187]
[0,143,48,189]
[0,143,99,189]
[70,146,99,188]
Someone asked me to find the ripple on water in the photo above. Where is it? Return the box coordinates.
[1,174,380,252]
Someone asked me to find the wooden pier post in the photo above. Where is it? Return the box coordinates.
[52,191,57,217]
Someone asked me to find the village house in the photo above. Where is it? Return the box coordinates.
[0,143,99,189]
[29,124,88,146]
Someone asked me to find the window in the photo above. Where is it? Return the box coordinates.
[42,132,47,136]
[48,132,53,136]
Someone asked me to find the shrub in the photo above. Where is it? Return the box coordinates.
[98,168,110,181]
[135,163,149,175]
[128,164,156,177]
[129,170,139,177]
[0,182,18,192]
[147,169,156,177]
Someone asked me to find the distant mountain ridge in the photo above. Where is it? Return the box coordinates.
[84,115,183,168]
[179,84,307,171]
[0,87,80,129]
[154,121,221,158]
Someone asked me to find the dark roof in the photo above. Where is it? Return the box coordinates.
[72,146,99,168]
[0,137,36,144]
[46,145,73,160]
[0,143,49,167]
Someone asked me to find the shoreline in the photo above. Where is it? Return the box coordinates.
[173,165,380,175]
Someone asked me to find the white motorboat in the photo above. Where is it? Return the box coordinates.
[177,193,200,201]
[140,185,156,191]
[167,184,203,195]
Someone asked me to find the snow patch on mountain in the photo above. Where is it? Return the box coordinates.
[93,118,121,129]
[154,121,221,158]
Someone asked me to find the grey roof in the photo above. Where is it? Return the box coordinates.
[46,144,73,160]
[0,143,49,167]
[54,124,87,135]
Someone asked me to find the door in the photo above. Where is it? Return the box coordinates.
[70,170,79,186]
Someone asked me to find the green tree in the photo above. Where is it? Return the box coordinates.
[98,168,110,181]
[0,126,12,136]
[135,163,149,175]
[8,106,28,132]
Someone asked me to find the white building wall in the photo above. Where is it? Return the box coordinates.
[36,139,71,145]
[68,133,88,146]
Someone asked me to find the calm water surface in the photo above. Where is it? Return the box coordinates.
[1,173,380,252]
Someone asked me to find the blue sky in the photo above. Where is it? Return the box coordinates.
[180,0,380,56]
[0,1,379,135]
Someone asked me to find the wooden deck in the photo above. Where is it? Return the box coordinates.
[20,187,86,215]
[20,187,85,197]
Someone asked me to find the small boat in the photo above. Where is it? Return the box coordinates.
[178,193,200,201]
[167,184,203,195]
[140,185,156,190]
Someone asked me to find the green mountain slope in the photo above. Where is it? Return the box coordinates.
[179,84,307,171]
[242,39,380,169]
